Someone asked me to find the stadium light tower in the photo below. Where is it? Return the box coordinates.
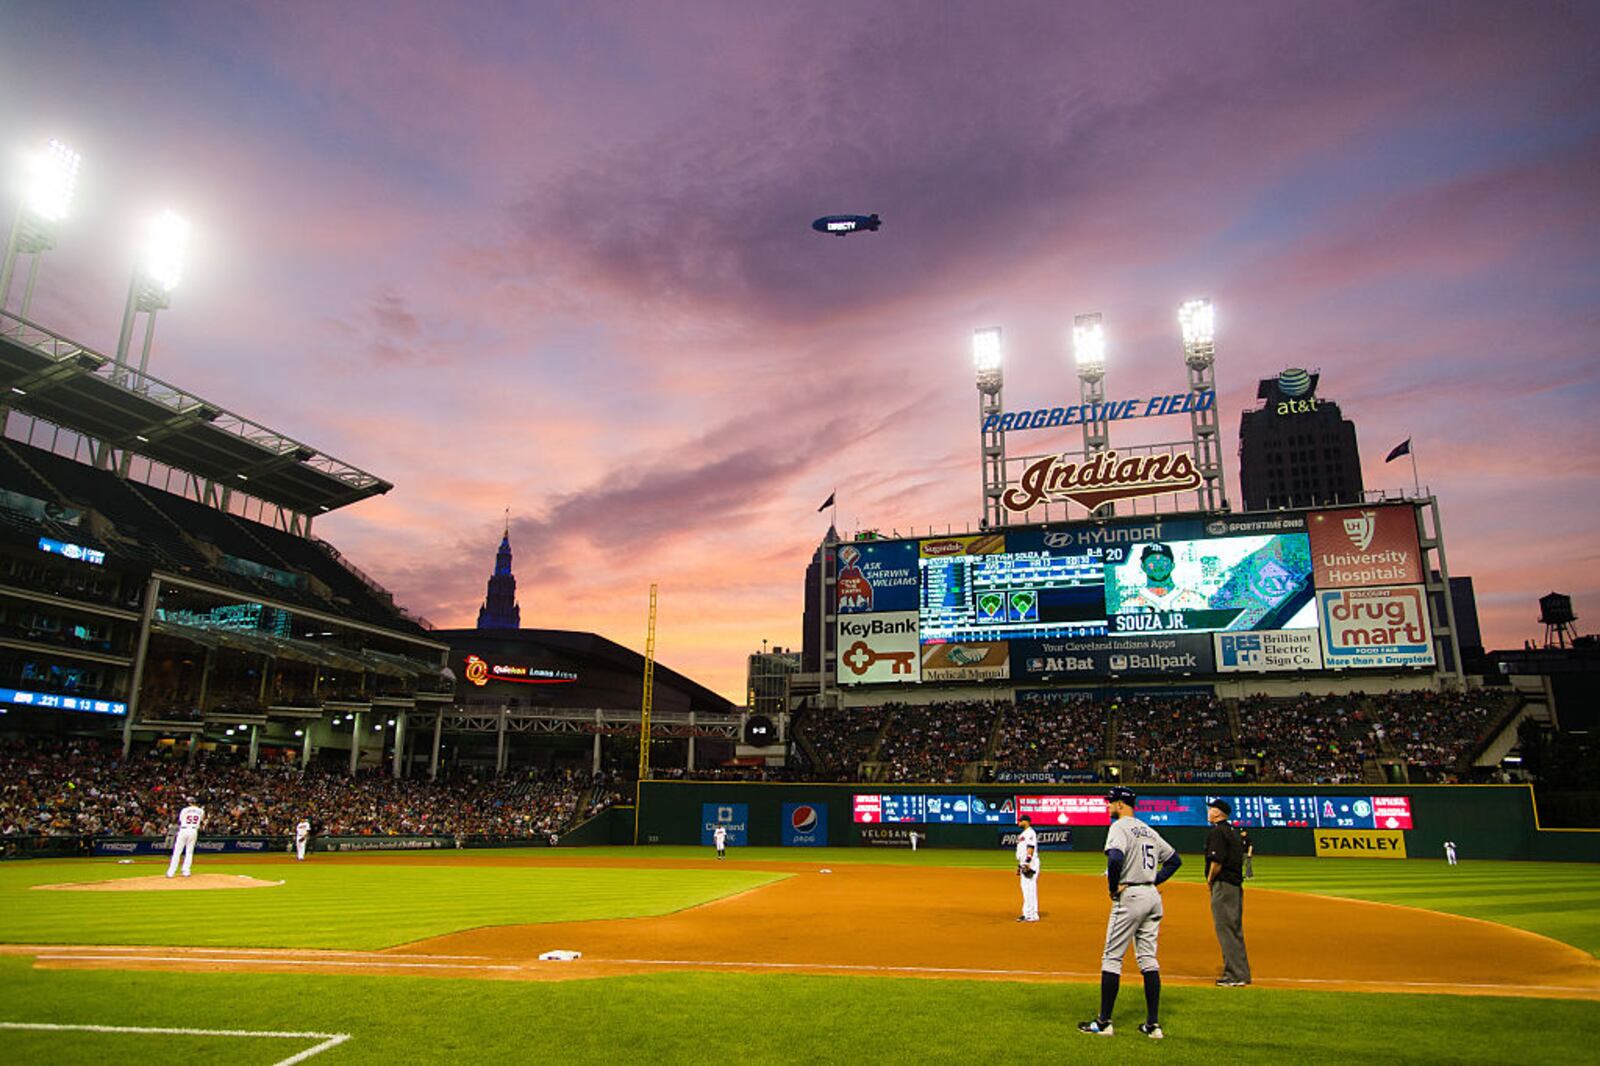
[1072,313,1113,516]
[974,327,1007,529]
[0,138,82,320]
[115,209,189,387]
[1178,298,1228,512]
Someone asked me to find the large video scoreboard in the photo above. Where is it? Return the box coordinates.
[835,505,1438,684]
[851,792,1415,829]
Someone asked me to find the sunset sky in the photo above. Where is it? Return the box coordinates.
[1,2,1596,700]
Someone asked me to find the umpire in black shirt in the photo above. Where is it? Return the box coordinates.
[1205,799,1252,986]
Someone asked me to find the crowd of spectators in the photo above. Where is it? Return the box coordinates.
[1375,690,1515,782]
[1236,694,1374,784]
[797,704,888,777]
[992,695,1105,772]
[0,738,609,840]
[876,700,1006,782]
[1114,695,1237,782]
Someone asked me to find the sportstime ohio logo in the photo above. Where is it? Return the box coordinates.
[1002,450,1202,513]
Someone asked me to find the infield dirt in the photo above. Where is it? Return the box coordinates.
[10,856,1598,1000]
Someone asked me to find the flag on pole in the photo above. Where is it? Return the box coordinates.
[1385,439,1412,463]
[817,491,836,513]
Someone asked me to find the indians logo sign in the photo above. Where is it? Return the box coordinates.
[1343,512,1377,551]
[1002,449,1202,513]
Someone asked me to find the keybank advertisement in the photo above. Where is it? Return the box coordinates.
[1318,585,1435,669]
[1013,632,1215,679]
[1214,630,1323,672]
[838,611,921,685]
[701,803,749,847]
[782,802,829,846]
[836,540,920,613]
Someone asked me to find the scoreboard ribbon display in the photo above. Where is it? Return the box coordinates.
[850,793,1415,829]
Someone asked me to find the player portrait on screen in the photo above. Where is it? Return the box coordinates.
[1114,544,1208,613]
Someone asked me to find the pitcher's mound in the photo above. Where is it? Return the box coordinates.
[33,874,285,892]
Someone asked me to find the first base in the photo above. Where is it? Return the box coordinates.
[539,950,582,961]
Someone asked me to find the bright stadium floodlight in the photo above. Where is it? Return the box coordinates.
[1,138,82,319]
[23,140,81,223]
[1072,312,1105,370]
[116,209,191,385]
[1178,298,1215,347]
[973,326,1002,392]
[142,210,189,293]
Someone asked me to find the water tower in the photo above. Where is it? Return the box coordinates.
[1539,592,1577,648]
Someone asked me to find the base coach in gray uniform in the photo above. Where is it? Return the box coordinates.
[1206,798,1252,986]
[1079,786,1182,1040]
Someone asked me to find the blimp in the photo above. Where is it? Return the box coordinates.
[811,213,881,236]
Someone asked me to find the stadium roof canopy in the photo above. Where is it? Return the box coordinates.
[0,315,389,514]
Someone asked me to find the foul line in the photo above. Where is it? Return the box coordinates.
[30,951,1598,996]
[0,1022,349,1066]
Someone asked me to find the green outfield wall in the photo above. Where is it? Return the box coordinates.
[634,781,1600,862]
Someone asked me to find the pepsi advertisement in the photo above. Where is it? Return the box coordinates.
[781,802,829,846]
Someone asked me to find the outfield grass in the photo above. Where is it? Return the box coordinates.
[0,860,787,949]
[0,956,1590,1064]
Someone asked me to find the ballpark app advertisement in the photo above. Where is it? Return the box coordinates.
[836,611,921,685]
[1307,505,1423,589]
[1318,585,1435,669]
[1214,629,1323,672]
[781,802,828,846]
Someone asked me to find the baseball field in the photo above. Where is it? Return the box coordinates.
[0,846,1595,1064]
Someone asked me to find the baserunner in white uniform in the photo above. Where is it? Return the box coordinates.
[713,824,727,859]
[1015,816,1040,922]
[166,800,204,878]
[1080,787,1181,1040]
[295,819,311,861]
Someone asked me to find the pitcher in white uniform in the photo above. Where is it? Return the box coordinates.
[295,819,311,861]
[166,800,204,878]
[1015,816,1040,922]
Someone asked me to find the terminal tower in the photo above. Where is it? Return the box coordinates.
[476,523,521,630]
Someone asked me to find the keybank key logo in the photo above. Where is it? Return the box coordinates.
[1342,511,1377,551]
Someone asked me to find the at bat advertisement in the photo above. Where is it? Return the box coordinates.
[1318,585,1435,669]
[837,611,921,685]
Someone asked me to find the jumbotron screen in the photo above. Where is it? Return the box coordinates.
[1103,533,1316,634]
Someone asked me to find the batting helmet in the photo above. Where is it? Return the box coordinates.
[1106,786,1138,807]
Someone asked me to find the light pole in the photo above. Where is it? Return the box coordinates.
[974,327,1006,529]
[115,209,188,388]
[1072,312,1112,516]
[1179,298,1227,512]
[0,139,81,322]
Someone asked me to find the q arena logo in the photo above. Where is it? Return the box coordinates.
[1342,512,1377,551]
[791,805,819,833]
[464,655,490,687]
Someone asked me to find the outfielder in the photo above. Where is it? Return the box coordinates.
[165,798,204,879]
[1080,787,1181,1040]
[1444,840,1458,866]
[295,818,311,861]
[713,823,727,859]
[1015,816,1040,922]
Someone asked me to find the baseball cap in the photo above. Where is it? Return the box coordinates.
[1209,798,1232,816]
[1106,786,1137,806]
[1140,543,1174,561]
